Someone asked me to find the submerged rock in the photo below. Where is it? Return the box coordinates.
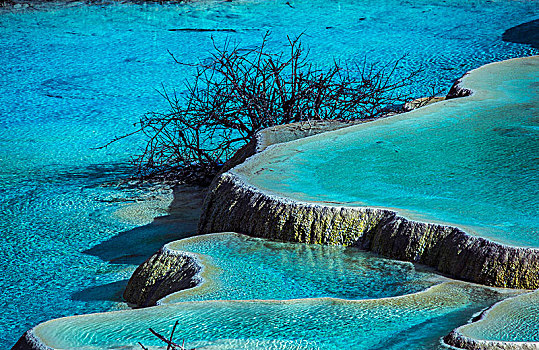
[123,246,201,307]
[502,19,539,49]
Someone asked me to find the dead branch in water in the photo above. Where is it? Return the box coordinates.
[104,33,428,185]
[139,321,195,350]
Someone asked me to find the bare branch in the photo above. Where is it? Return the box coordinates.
[105,33,428,185]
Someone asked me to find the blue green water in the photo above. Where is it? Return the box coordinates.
[0,0,538,348]
[459,290,539,342]
[31,234,514,350]
[161,233,441,304]
[32,284,510,350]
[245,56,539,247]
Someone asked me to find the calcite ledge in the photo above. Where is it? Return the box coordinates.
[444,293,539,350]
[199,172,539,290]
[12,330,52,350]
[197,95,539,290]
[444,329,539,350]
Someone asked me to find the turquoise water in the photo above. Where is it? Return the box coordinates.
[245,56,539,247]
[459,290,539,342]
[161,233,441,303]
[30,235,513,350]
[1,0,538,348]
[32,283,509,350]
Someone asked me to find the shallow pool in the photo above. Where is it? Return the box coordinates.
[161,233,441,303]
[243,56,539,247]
[0,0,537,347]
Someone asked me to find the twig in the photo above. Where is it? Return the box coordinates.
[104,33,426,185]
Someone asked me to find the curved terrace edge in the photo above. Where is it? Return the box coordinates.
[198,57,539,290]
[443,291,539,349]
[199,171,539,290]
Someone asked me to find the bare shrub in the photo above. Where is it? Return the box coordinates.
[105,33,426,185]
